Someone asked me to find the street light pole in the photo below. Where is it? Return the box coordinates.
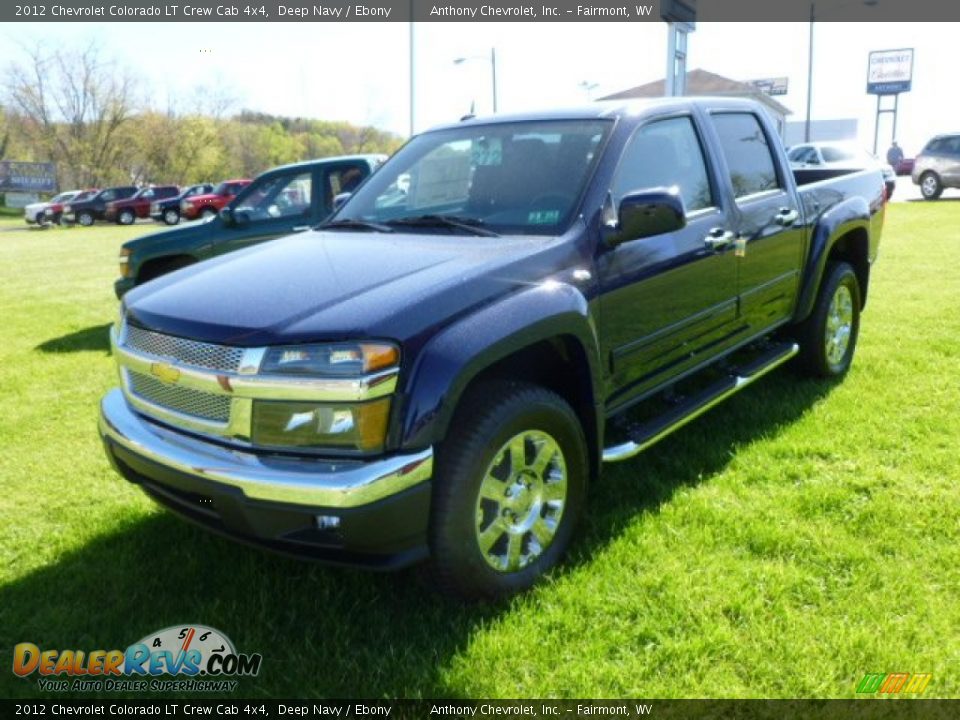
[804,2,814,142]
[454,49,498,114]
[490,47,498,113]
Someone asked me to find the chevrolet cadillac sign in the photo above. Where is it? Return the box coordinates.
[0,161,57,193]
[867,48,914,95]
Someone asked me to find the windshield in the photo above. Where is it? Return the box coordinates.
[334,119,611,236]
[132,188,154,199]
[51,192,73,203]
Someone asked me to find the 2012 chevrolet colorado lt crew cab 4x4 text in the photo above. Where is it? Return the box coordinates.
[99,98,884,599]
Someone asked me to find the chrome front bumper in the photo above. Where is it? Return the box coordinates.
[99,388,433,509]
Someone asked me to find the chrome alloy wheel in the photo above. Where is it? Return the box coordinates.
[921,175,939,197]
[474,430,567,573]
[825,284,854,366]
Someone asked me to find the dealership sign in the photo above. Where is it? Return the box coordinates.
[866,48,914,95]
[749,77,789,96]
[0,161,57,193]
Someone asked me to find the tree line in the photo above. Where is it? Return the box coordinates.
[1,42,405,191]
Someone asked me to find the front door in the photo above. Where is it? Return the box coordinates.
[597,114,740,410]
[214,170,318,256]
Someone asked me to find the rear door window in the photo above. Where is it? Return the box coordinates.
[711,113,782,199]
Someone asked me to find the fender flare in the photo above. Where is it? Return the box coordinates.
[397,281,603,452]
[794,196,871,322]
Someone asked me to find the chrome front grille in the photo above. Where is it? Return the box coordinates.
[123,324,245,373]
[127,370,231,423]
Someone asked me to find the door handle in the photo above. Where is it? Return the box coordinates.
[292,225,312,232]
[774,207,799,226]
[704,228,735,250]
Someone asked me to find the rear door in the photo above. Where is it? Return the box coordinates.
[707,111,805,334]
[597,113,740,407]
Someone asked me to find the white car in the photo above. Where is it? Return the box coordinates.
[23,190,84,225]
[787,142,897,199]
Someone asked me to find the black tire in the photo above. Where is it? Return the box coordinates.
[163,208,180,225]
[78,211,95,227]
[118,210,135,225]
[794,261,861,378]
[919,172,943,200]
[429,381,588,600]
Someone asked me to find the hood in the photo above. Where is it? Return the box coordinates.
[125,229,579,347]
[25,202,48,214]
[123,219,215,254]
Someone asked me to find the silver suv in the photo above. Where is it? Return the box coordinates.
[912,133,960,200]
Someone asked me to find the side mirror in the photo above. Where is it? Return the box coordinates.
[332,192,352,211]
[606,189,686,246]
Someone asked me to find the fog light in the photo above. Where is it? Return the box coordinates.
[315,515,341,530]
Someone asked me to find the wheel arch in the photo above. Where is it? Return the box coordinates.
[397,283,603,481]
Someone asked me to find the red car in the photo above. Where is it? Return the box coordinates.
[180,179,252,221]
[105,186,180,225]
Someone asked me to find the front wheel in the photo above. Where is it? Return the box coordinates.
[794,261,861,377]
[429,382,587,600]
[920,172,943,200]
[163,208,180,225]
[118,210,135,225]
[78,212,95,227]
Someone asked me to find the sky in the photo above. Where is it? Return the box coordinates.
[2,21,957,156]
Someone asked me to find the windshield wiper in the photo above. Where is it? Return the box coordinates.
[318,218,394,233]
[385,214,500,237]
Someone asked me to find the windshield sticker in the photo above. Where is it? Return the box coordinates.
[528,209,560,225]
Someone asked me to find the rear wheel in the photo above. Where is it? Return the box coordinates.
[163,208,180,225]
[919,172,943,200]
[794,261,861,377]
[429,382,587,600]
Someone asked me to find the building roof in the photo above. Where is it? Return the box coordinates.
[598,68,792,116]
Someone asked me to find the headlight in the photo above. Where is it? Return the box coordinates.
[118,248,132,278]
[251,397,391,453]
[260,342,399,377]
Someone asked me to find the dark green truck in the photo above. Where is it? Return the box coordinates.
[115,154,385,298]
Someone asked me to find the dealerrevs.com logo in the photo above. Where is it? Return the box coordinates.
[13,625,262,693]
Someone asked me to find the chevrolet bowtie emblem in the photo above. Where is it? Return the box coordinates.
[151,362,181,383]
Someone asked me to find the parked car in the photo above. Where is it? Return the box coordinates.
[179,179,252,221]
[894,158,914,176]
[114,155,384,296]
[23,190,84,225]
[912,133,960,200]
[150,184,214,225]
[62,186,139,226]
[100,99,884,598]
[105,186,180,225]
[787,142,896,199]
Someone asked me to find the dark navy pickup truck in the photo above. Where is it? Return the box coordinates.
[99,98,884,599]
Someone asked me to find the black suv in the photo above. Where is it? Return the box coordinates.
[62,186,139,226]
[150,183,215,225]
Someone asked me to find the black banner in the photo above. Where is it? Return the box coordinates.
[3,0,960,23]
[2,700,960,720]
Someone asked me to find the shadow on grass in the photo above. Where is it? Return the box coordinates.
[36,323,112,354]
[0,370,838,699]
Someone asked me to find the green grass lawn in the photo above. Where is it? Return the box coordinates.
[0,205,958,699]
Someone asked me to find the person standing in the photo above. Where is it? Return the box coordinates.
[887,141,904,169]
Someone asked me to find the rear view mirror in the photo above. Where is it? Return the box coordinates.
[607,189,686,246]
